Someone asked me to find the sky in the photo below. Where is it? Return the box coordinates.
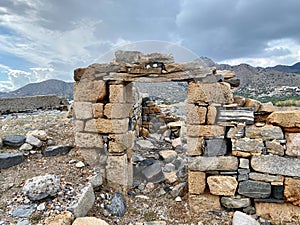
[1,0,300,92]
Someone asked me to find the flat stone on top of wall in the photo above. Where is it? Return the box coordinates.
[188,156,238,171]
[286,133,300,156]
[187,82,234,104]
[238,180,271,198]
[187,125,224,137]
[267,110,300,128]
[251,155,300,177]
[245,124,284,140]
[207,175,238,196]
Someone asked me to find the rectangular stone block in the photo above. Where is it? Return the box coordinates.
[188,171,206,194]
[73,102,93,120]
[251,155,300,177]
[92,103,104,118]
[189,194,221,214]
[74,80,107,102]
[186,104,207,124]
[207,105,217,124]
[104,103,132,119]
[207,175,238,196]
[106,154,132,186]
[108,131,135,153]
[188,82,234,104]
[238,180,271,198]
[255,202,300,225]
[187,137,203,156]
[188,156,238,171]
[85,118,129,134]
[109,83,133,103]
[286,133,300,156]
[203,138,227,156]
[187,125,224,137]
[75,132,103,148]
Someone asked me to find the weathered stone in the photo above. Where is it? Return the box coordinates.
[249,172,283,183]
[227,123,245,139]
[106,191,126,217]
[203,138,227,156]
[186,104,207,124]
[239,158,249,169]
[159,150,177,163]
[187,137,203,156]
[245,124,284,140]
[0,152,24,169]
[286,133,300,156]
[75,132,103,148]
[47,211,74,225]
[12,204,36,218]
[85,118,129,134]
[265,140,284,156]
[28,130,47,141]
[108,132,134,153]
[188,82,234,104]
[217,108,254,125]
[92,103,104,118]
[22,174,60,201]
[207,175,238,196]
[232,137,264,154]
[189,194,221,214]
[188,171,206,194]
[188,156,238,171]
[221,196,251,209]
[259,102,275,113]
[207,105,217,124]
[251,155,300,177]
[232,211,259,225]
[187,125,224,137]
[73,102,93,120]
[142,161,164,183]
[3,135,26,148]
[255,202,300,224]
[238,180,271,198]
[72,217,109,225]
[104,103,132,119]
[284,177,300,206]
[244,98,262,112]
[69,184,95,218]
[74,80,106,102]
[115,50,142,63]
[106,154,132,186]
[42,146,73,157]
[267,110,300,128]
[109,83,133,103]
[234,96,246,107]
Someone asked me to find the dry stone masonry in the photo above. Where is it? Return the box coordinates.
[74,50,300,224]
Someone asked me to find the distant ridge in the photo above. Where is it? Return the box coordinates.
[0,79,74,100]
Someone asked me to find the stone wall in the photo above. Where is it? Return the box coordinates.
[0,95,69,114]
[74,50,300,223]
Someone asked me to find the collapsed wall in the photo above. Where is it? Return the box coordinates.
[0,95,69,114]
[73,50,300,224]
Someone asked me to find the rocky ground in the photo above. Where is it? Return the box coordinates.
[0,109,275,225]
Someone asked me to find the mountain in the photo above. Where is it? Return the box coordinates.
[0,79,74,100]
[267,62,300,74]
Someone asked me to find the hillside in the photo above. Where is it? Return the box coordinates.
[0,79,74,100]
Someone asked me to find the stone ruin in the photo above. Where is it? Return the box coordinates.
[73,50,300,224]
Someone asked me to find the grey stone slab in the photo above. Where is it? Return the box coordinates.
[251,155,300,177]
[0,152,24,169]
[238,180,271,198]
[188,156,238,171]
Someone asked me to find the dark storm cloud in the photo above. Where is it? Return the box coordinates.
[175,0,300,60]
